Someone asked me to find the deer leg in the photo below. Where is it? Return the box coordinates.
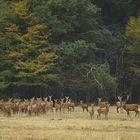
[97,114,99,119]
[120,107,123,113]
[137,111,139,118]
[116,107,119,113]
[127,111,130,117]
[135,111,137,117]
[8,112,10,117]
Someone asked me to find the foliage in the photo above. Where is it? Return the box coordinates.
[0,0,139,101]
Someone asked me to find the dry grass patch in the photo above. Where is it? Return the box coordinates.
[0,107,140,140]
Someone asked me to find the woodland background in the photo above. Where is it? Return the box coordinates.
[0,0,140,103]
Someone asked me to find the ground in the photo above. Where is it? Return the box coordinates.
[0,106,140,140]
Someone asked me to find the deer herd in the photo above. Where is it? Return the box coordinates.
[0,95,139,120]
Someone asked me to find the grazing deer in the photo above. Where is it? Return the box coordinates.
[98,98,109,108]
[88,104,94,119]
[97,104,110,119]
[122,95,139,117]
[116,96,123,113]
[80,100,88,112]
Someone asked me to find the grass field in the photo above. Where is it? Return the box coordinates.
[0,106,140,140]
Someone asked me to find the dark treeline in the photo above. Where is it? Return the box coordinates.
[0,0,140,102]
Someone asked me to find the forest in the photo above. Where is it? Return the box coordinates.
[0,0,140,103]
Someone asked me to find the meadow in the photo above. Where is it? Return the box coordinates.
[0,106,140,140]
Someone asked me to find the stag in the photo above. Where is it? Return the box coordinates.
[122,95,139,118]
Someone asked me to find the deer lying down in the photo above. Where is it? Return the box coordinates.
[123,103,139,118]
[97,105,110,120]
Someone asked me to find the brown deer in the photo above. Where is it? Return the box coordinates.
[80,100,88,112]
[98,98,109,108]
[68,99,75,112]
[54,99,61,112]
[97,104,110,119]
[61,96,71,112]
[45,96,54,112]
[0,100,4,112]
[122,95,139,117]
[2,99,13,117]
[88,104,94,119]
[116,96,123,113]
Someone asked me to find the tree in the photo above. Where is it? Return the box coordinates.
[0,0,59,98]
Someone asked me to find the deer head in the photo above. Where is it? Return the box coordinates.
[117,96,123,102]
[54,99,58,103]
[65,96,69,101]
[44,97,48,102]
[48,95,52,101]
[98,98,102,105]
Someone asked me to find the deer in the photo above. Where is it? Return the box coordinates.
[68,99,75,112]
[2,99,13,117]
[122,95,139,118]
[88,104,94,119]
[97,104,110,120]
[116,96,123,113]
[98,98,109,108]
[61,96,71,112]
[27,97,40,116]
[54,99,61,112]
[80,100,88,112]
[0,99,4,112]
[45,96,54,112]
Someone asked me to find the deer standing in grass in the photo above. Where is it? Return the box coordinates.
[97,104,110,119]
[80,100,88,112]
[123,95,139,118]
[116,96,123,113]
[2,99,13,117]
[88,104,94,119]
[54,99,61,112]
[45,96,54,112]
[68,99,75,112]
[98,98,109,108]
[61,97,71,112]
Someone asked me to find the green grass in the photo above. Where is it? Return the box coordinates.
[0,106,140,140]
